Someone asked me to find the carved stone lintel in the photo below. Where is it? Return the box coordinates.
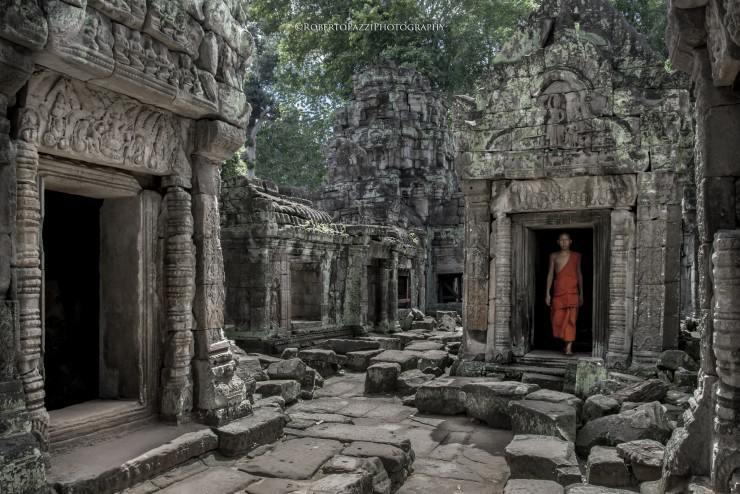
[0,39,35,101]
[89,0,146,31]
[194,119,247,163]
[22,70,188,176]
[144,0,204,58]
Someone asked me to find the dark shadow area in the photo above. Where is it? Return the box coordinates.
[533,228,593,353]
[43,190,102,411]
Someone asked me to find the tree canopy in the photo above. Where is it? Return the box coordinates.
[225,0,670,188]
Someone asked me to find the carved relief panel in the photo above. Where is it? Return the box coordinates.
[20,70,188,176]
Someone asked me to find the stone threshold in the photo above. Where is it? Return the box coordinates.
[46,408,287,494]
[49,400,153,453]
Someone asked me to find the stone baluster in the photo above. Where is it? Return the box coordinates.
[160,183,195,424]
[13,136,48,449]
[711,230,740,492]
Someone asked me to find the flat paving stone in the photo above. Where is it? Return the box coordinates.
[404,341,445,352]
[243,477,309,494]
[505,479,564,494]
[370,350,421,372]
[398,475,502,494]
[157,467,258,494]
[287,412,354,425]
[286,423,412,452]
[236,436,343,480]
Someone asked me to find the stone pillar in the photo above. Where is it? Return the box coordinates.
[417,255,426,313]
[0,96,45,492]
[388,249,399,331]
[160,182,195,424]
[190,156,249,426]
[344,245,366,327]
[606,209,636,370]
[377,258,390,333]
[12,137,48,449]
[632,172,681,369]
[321,253,333,325]
[711,231,740,492]
[460,180,490,359]
[487,213,512,363]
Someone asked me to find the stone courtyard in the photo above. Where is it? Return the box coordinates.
[1,0,740,493]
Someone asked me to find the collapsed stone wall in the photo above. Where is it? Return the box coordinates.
[0,1,255,491]
[453,0,692,368]
[663,2,740,492]
[315,63,464,311]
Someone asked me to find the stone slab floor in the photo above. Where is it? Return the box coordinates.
[120,372,512,494]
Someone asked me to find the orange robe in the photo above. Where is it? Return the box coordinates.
[551,251,580,343]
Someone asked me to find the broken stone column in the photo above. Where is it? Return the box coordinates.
[710,231,740,491]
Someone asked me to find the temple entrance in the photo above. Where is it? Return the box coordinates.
[290,262,322,322]
[510,210,610,358]
[532,228,594,353]
[43,190,102,411]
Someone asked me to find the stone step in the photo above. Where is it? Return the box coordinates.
[486,363,568,380]
[47,423,219,494]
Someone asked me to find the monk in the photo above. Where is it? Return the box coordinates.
[545,232,583,355]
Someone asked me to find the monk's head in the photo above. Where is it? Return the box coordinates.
[557,232,572,251]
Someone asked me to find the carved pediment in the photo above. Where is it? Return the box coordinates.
[20,70,189,177]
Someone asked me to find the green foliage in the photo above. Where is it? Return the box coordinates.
[221,146,248,180]
[254,110,330,190]
[609,0,668,57]
[250,0,538,102]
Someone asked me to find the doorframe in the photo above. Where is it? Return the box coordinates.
[510,210,610,358]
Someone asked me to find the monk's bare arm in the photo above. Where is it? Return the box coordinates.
[577,256,584,306]
[545,253,555,306]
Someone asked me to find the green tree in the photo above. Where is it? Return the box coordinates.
[610,0,668,57]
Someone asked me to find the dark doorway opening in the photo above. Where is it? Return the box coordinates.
[398,270,410,309]
[438,273,463,303]
[367,263,379,324]
[533,228,594,353]
[43,190,102,411]
[290,262,322,321]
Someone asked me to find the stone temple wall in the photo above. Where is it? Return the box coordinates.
[662,1,740,491]
[315,63,464,311]
[0,1,254,490]
[221,177,425,344]
[453,0,693,368]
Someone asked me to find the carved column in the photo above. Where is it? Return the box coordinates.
[388,249,399,331]
[711,231,740,492]
[344,244,367,327]
[160,182,195,424]
[606,209,636,370]
[461,180,490,359]
[488,212,512,363]
[321,253,333,326]
[12,137,48,449]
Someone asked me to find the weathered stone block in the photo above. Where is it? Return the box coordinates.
[417,350,449,370]
[397,369,434,396]
[585,446,634,488]
[323,339,380,354]
[509,400,577,442]
[254,380,301,404]
[505,435,579,482]
[522,372,564,392]
[656,350,699,372]
[369,350,419,372]
[365,363,401,394]
[449,360,486,377]
[404,341,444,352]
[582,395,620,423]
[415,378,481,415]
[462,381,539,429]
[609,379,668,404]
[216,408,286,457]
[575,358,608,399]
[266,358,306,381]
[504,479,564,494]
[525,389,583,423]
[306,472,373,494]
[346,350,384,372]
[575,402,672,456]
[615,439,664,482]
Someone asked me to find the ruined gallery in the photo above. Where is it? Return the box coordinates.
[0,0,738,493]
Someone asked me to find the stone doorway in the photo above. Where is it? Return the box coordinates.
[38,161,160,449]
[532,228,594,354]
[510,210,610,358]
[289,262,322,322]
[43,190,102,411]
